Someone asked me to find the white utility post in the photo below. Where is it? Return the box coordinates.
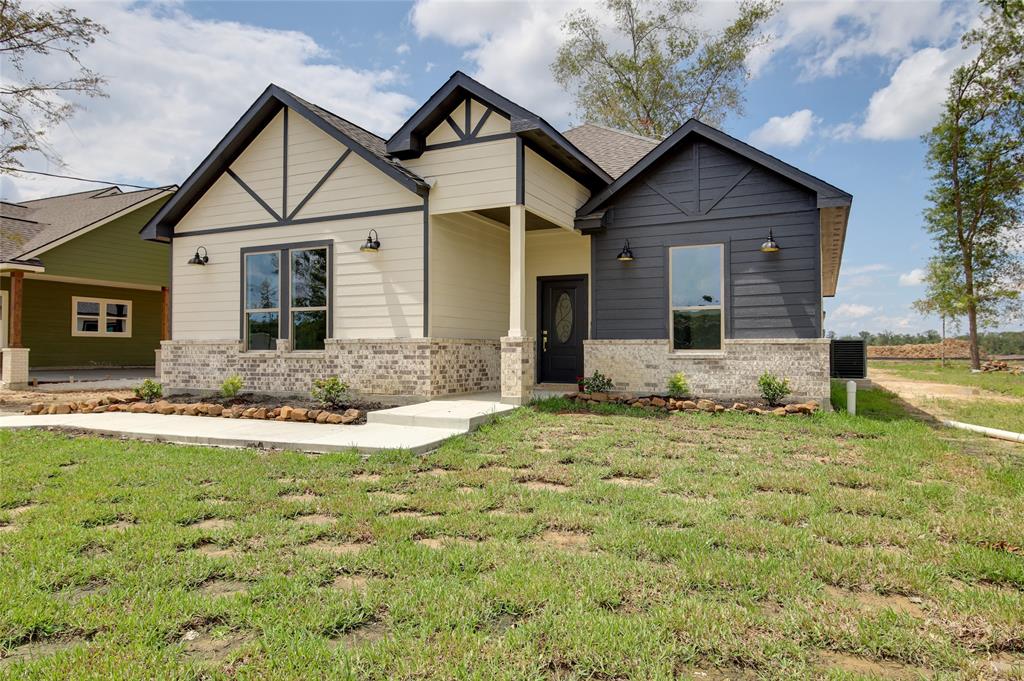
[846,380,857,415]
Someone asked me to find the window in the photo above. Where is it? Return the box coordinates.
[242,242,330,351]
[669,244,723,351]
[71,296,132,337]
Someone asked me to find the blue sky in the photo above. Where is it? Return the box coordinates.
[7,0,1015,336]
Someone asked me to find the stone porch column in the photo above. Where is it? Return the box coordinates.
[502,205,534,405]
[0,348,30,390]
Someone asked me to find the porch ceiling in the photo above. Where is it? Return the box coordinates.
[471,207,566,232]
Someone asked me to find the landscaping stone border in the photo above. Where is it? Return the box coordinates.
[566,392,820,416]
[22,397,364,425]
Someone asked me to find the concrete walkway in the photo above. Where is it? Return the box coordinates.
[0,393,516,454]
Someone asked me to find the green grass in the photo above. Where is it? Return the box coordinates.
[870,359,1024,398]
[925,398,1024,434]
[2,390,1024,679]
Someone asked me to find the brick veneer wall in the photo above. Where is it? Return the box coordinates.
[583,338,831,403]
[160,338,500,399]
[500,336,535,405]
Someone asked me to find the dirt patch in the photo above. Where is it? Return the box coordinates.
[294,513,335,526]
[520,479,571,492]
[0,638,82,666]
[204,497,231,506]
[198,578,249,597]
[165,391,392,416]
[68,581,106,601]
[100,519,136,531]
[456,486,480,494]
[684,669,761,680]
[327,620,388,649]
[275,477,304,485]
[487,508,531,518]
[605,476,657,488]
[0,387,135,414]
[279,493,319,503]
[818,651,931,678]
[6,503,39,516]
[538,530,590,550]
[416,537,444,549]
[978,653,1024,675]
[304,540,368,555]
[332,574,370,590]
[195,542,240,559]
[368,492,408,503]
[189,518,234,531]
[824,586,926,618]
[351,473,381,482]
[180,628,253,662]
[0,524,16,533]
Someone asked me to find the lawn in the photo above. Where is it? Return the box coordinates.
[923,398,1024,434]
[870,360,1024,398]
[2,389,1023,679]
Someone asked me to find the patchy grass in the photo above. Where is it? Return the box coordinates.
[871,359,1024,398]
[2,390,1023,679]
[925,398,1024,434]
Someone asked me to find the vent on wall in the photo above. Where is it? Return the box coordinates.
[830,339,866,379]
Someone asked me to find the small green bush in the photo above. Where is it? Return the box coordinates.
[134,379,162,402]
[581,370,614,394]
[758,372,791,405]
[312,376,350,409]
[220,374,244,398]
[666,372,690,398]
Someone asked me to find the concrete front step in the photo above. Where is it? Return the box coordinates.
[367,393,516,431]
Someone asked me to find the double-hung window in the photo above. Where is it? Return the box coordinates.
[669,244,724,351]
[72,296,132,337]
[243,242,330,351]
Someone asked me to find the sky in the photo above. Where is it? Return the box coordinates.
[3,0,1017,337]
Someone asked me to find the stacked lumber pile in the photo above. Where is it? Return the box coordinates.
[980,360,1024,374]
[868,339,977,360]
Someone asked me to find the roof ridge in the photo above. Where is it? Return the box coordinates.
[281,87,388,145]
[568,122,662,144]
[19,185,169,204]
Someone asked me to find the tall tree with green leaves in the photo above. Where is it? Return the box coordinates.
[915,0,1024,369]
[551,0,779,138]
[0,0,107,171]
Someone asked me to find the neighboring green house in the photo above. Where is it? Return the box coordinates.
[1,186,175,387]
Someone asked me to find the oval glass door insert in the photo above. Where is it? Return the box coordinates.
[554,292,573,343]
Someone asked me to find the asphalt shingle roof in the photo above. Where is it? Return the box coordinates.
[561,123,660,179]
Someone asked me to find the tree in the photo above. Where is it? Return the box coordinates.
[915,0,1024,369]
[551,0,779,138]
[0,0,107,170]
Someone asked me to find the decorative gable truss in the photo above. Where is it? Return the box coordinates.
[423,97,512,150]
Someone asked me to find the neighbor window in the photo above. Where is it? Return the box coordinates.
[71,296,132,337]
[243,243,330,351]
[669,244,723,351]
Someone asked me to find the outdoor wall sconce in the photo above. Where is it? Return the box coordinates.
[360,229,381,253]
[616,239,635,262]
[760,229,780,253]
[187,246,209,265]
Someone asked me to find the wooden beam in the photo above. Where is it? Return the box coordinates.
[10,271,23,348]
[161,286,170,340]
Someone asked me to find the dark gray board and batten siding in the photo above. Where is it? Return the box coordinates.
[590,139,823,340]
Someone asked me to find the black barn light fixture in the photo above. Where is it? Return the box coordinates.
[360,229,381,253]
[616,239,635,262]
[760,229,780,253]
[187,246,209,265]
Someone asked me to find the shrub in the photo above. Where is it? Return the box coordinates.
[581,370,614,394]
[134,379,162,402]
[220,374,244,398]
[758,372,791,405]
[666,372,690,398]
[312,376,350,409]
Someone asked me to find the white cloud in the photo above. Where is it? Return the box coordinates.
[899,268,926,287]
[425,62,435,73]
[831,303,876,320]
[859,45,975,140]
[396,43,410,55]
[7,2,417,200]
[844,264,888,276]
[749,109,817,148]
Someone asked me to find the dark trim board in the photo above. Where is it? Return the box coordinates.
[226,168,281,222]
[282,107,288,218]
[287,150,350,220]
[175,204,424,238]
[423,132,515,151]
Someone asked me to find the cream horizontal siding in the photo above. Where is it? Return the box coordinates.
[286,112,344,212]
[171,209,425,341]
[404,138,516,214]
[525,229,591,338]
[524,148,590,229]
[428,213,509,339]
[176,171,275,232]
[473,102,510,136]
[295,151,421,218]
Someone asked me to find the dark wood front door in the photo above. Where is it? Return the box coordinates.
[539,276,587,384]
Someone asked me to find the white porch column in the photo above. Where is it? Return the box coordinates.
[501,204,534,404]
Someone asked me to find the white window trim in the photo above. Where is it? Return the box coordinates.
[243,250,281,352]
[288,246,329,350]
[668,244,725,353]
[71,296,133,338]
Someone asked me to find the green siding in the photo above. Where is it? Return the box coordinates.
[1,278,161,368]
[37,196,171,287]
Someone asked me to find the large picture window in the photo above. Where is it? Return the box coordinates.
[71,296,132,338]
[242,242,330,351]
[669,244,724,351]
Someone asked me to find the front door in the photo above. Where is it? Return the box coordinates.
[539,276,587,384]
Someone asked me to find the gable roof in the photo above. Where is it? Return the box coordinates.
[1,186,174,266]
[386,71,612,190]
[577,118,852,216]
[562,123,660,179]
[140,84,430,241]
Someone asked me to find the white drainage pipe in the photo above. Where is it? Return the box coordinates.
[942,420,1024,444]
[846,380,857,416]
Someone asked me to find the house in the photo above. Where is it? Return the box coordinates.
[141,72,851,405]
[0,186,176,388]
